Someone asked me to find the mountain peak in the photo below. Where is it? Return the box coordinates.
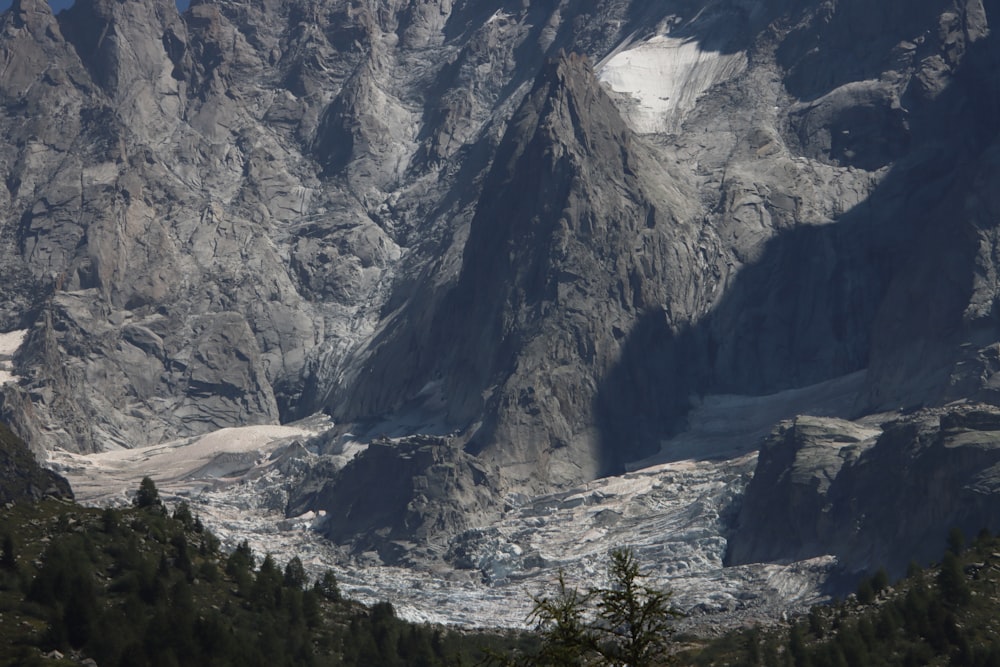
[8,0,55,31]
[524,50,632,163]
[336,43,698,491]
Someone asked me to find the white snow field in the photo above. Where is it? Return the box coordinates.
[0,329,26,385]
[630,370,867,467]
[598,32,747,134]
[50,418,333,504]
[49,372,864,630]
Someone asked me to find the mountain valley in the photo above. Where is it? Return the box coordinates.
[1,0,1000,639]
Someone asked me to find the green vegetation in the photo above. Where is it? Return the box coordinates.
[0,486,527,667]
[6,472,1000,667]
[134,476,162,510]
[681,529,1000,666]
[497,546,682,666]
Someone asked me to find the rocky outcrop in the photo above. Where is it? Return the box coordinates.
[290,435,501,564]
[727,405,1000,579]
[0,421,72,504]
[724,416,879,568]
[334,52,706,490]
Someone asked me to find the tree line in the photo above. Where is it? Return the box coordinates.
[0,477,514,666]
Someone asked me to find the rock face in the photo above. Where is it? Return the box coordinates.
[0,421,73,504]
[334,53,703,491]
[334,0,1000,495]
[727,406,1000,579]
[289,435,500,564]
[1,0,1000,559]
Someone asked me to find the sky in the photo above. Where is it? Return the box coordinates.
[0,0,192,12]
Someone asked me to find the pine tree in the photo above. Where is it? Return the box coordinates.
[856,579,875,605]
[226,539,254,576]
[101,507,120,535]
[947,527,966,556]
[284,556,307,589]
[518,548,681,667]
[527,570,595,667]
[315,570,340,601]
[592,547,681,667]
[1,533,15,570]
[937,551,971,606]
[788,623,810,667]
[252,554,283,610]
[808,606,827,639]
[870,568,890,596]
[172,500,194,528]
[134,476,162,510]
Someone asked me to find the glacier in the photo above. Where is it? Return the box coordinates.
[48,372,866,631]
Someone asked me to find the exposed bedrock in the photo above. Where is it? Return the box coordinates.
[0,421,73,503]
[289,435,501,565]
[0,0,999,570]
[333,0,1000,500]
[727,405,1000,581]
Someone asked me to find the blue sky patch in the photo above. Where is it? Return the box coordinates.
[0,1,191,13]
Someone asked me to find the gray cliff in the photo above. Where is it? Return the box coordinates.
[727,406,1000,580]
[1,0,1000,560]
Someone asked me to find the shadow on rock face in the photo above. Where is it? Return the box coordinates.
[0,421,73,504]
[725,405,1000,588]
[593,4,1000,470]
[291,435,501,565]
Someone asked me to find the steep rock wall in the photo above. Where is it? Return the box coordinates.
[727,406,1000,580]
[0,0,1000,547]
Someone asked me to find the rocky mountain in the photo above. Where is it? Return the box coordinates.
[336,51,705,493]
[727,405,1000,579]
[1,0,1000,580]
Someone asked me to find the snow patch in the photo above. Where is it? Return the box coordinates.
[487,9,511,24]
[629,370,867,468]
[49,417,333,505]
[0,329,26,385]
[597,34,746,134]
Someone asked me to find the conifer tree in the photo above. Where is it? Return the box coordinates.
[592,547,681,667]
[528,570,595,666]
[315,569,341,601]
[519,547,680,667]
[135,476,162,510]
[1,532,15,570]
[937,551,971,606]
[284,555,307,589]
